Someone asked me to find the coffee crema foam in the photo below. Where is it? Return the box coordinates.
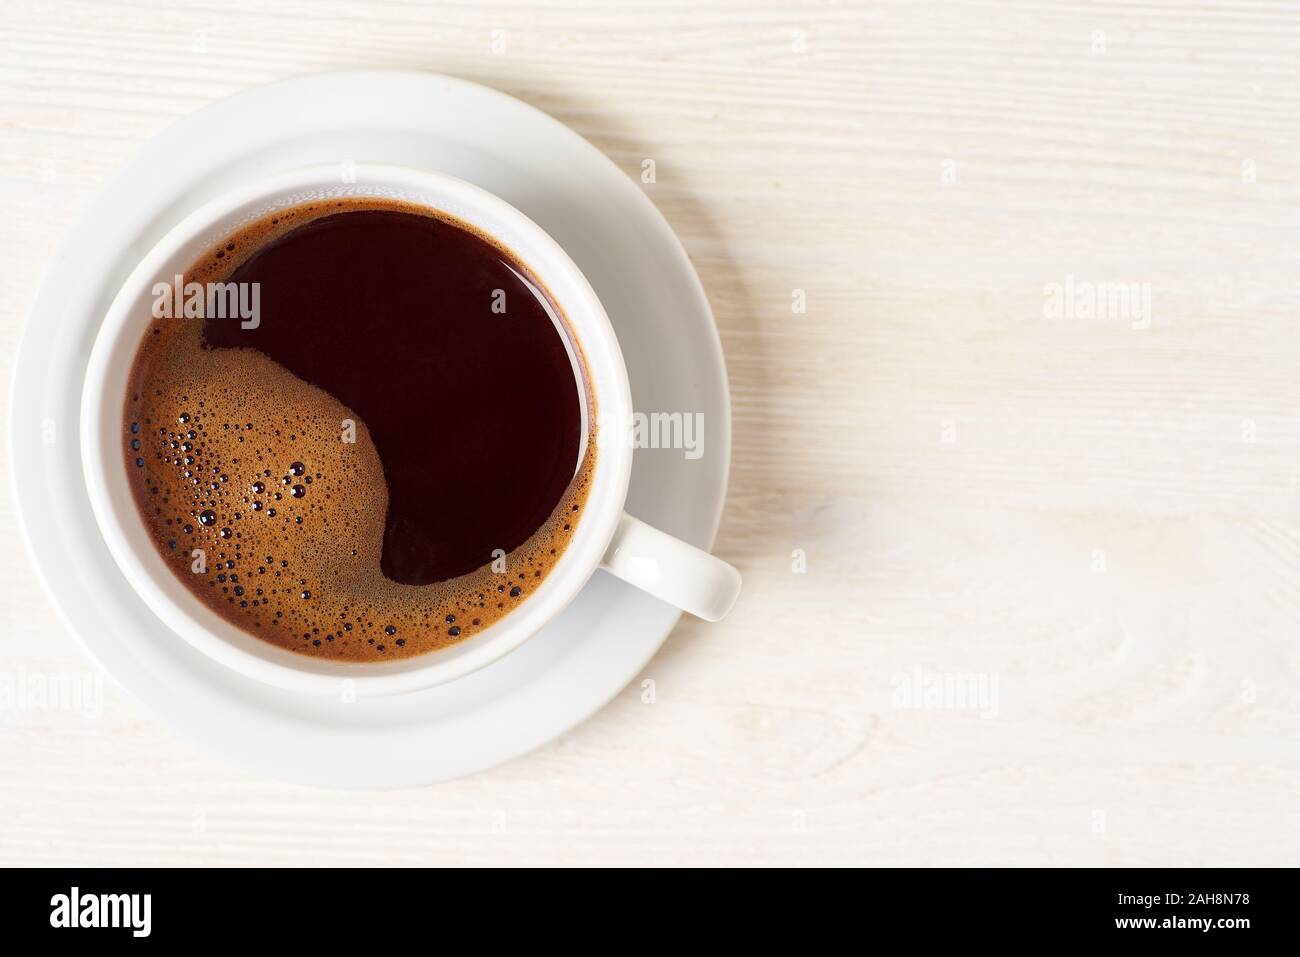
[124,197,596,662]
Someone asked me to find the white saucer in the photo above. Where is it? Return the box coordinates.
[9,71,732,788]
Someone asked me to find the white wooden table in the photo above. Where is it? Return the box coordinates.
[2,0,1298,866]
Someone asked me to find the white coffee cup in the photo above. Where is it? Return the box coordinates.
[81,163,741,696]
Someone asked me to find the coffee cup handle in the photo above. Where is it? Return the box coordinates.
[599,512,742,621]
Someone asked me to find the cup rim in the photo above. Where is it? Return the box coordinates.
[80,162,634,696]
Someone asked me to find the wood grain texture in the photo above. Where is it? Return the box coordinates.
[2,0,1300,866]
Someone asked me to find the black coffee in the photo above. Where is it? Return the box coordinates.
[124,198,594,662]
